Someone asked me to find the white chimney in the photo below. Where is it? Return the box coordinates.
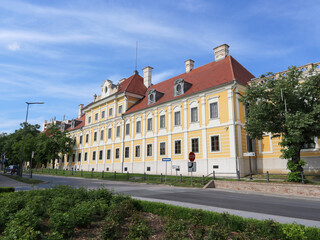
[78,104,84,118]
[143,66,153,88]
[119,78,126,83]
[213,44,229,61]
[184,59,194,73]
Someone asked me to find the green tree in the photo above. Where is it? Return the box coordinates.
[241,67,320,182]
[35,124,73,168]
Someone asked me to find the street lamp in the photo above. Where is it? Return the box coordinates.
[19,102,44,176]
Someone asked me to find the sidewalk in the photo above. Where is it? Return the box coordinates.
[0,174,30,187]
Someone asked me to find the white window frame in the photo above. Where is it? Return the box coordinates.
[99,150,103,160]
[160,115,166,129]
[101,110,105,119]
[147,118,153,131]
[109,108,113,117]
[174,111,181,126]
[100,129,104,141]
[95,113,99,121]
[191,137,200,153]
[135,145,141,158]
[118,105,123,114]
[191,107,198,123]
[147,144,153,157]
[174,139,182,155]
[136,120,141,134]
[116,125,121,138]
[159,142,166,156]
[107,149,111,160]
[210,135,221,153]
[115,148,120,159]
[108,127,112,139]
[126,123,130,135]
[125,146,130,158]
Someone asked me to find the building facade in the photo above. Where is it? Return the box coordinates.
[44,44,320,176]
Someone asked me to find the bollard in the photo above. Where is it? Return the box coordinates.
[237,170,240,181]
[180,174,182,182]
[144,172,146,181]
[202,175,205,186]
[213,170,215,180]
[126,171,129,180]
[114,171,116,179]
[267,171,269,182]
[301,171,305,184]
[160,173,163,183]
[91,169,93,178]
[81,169,83,177]
[102,170,104,178]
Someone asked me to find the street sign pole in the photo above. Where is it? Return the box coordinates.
[191,170,193,185]
[165,161,167,182]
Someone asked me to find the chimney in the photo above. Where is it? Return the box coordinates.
[143,66,153,88]
[119,78,126,84]
[213,44,229,61]
[184,59,194,73]
[78,104,84,118]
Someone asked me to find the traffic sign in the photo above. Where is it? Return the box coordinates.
[189,152,195,162]
[172,165,180,171]
[188,162,196,172]
[244,152,255,157]
[162,158,171,162]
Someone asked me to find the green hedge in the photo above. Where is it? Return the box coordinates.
[0,187,14,193]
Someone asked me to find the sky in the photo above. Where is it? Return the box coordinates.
[0,0,320,134]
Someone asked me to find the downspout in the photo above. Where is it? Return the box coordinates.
[231,80,239,178]
[121,113,125,173]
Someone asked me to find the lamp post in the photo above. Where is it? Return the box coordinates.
[19,102,44,176]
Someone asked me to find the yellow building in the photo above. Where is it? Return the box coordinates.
[44,44,320,176]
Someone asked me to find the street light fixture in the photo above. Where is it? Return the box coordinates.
[19,101,44,176]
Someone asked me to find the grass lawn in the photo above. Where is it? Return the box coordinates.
[2,174,44,184]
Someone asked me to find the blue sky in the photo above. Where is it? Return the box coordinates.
[1,0,319,133]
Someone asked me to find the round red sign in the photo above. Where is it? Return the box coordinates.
[189,152,195,162]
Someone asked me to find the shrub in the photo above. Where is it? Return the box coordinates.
[164,218,188,240]
[49,212,75,238]
[71,201,95,228]
[282,223,307,240]
[127,213,151,240]
[207,224,229,240]
[101,217,121,240]
[0,187,15,193]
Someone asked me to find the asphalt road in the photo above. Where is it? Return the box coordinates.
[19,174,320,227]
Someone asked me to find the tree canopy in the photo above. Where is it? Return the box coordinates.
[241,67,320,181]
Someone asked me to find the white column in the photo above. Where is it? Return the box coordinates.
[201,96,208,172]
[168,105,172,159]
[142,113,146,163]
[154,110,158,173]
[184,101,188,160]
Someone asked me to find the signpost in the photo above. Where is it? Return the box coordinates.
[162,158,171,182]
[172,165,180,180]
[243,152,255,180]
[188,152,196,184]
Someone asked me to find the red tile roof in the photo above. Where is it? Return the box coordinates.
[118,72,147,96]
[125,55,254,114]
[66,113,86,131]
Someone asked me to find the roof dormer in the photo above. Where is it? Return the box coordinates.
[174,78,192,97]
[148,89,164,105]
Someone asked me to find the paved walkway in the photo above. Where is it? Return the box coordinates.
[0,174,30,187]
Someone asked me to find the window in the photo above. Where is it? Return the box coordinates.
[160,142,166,155]
[174,78,184,96]
[147,144,152,156]
[94,132,97,141]
[108,128,112,139]
[135,145,140,157]
[78,153,81,162]
[125,147,130,158]
[160,115,165,128]
[101,111,105,119]
[116,126,120,137]
[79,135,83,144]
[136,121,141,133]
[95,113,98,121]
[118,105,123,114]
[211,136,220,152]
[174,111,181,126]
[115,148,120,159]
[191,138,199,153]
[109,108,113,116]
[86,134,89,143]
[92,151,96,160]
[100,130,104,141]
[191,107,198,122]
[210,102,218,119]
[88,116,91,123]
[126,123,130,135]
[99,150,103,160]
[175,140,181,154]
[147,118,152,131]
[148,89,156,105]
[107,149,111,160]
[84,153,87,161]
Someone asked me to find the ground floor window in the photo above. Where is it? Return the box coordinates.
[115,148,120,159]
[175,140,181,154]
[211,135,220,152]
[135,145,140,157]
[99,150,103,160]
[92,151,96,161]
[72,154,75,162]
[78,153,81,162]
[147,144,152,156]
[84,153,87,161]
[125,147,130,158]
[107,149,111,160]
[160,142,166,155]
[191,138,199,153]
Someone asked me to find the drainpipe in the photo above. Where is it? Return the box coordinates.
[121,114,125,173]
[231,80,239,178]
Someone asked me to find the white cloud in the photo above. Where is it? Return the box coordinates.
[7,42,20,51]
[153,70,176,84]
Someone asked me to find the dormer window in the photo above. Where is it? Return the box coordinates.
[174,78,193,97]
[148,89,156,105]
[71,120,75,129]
